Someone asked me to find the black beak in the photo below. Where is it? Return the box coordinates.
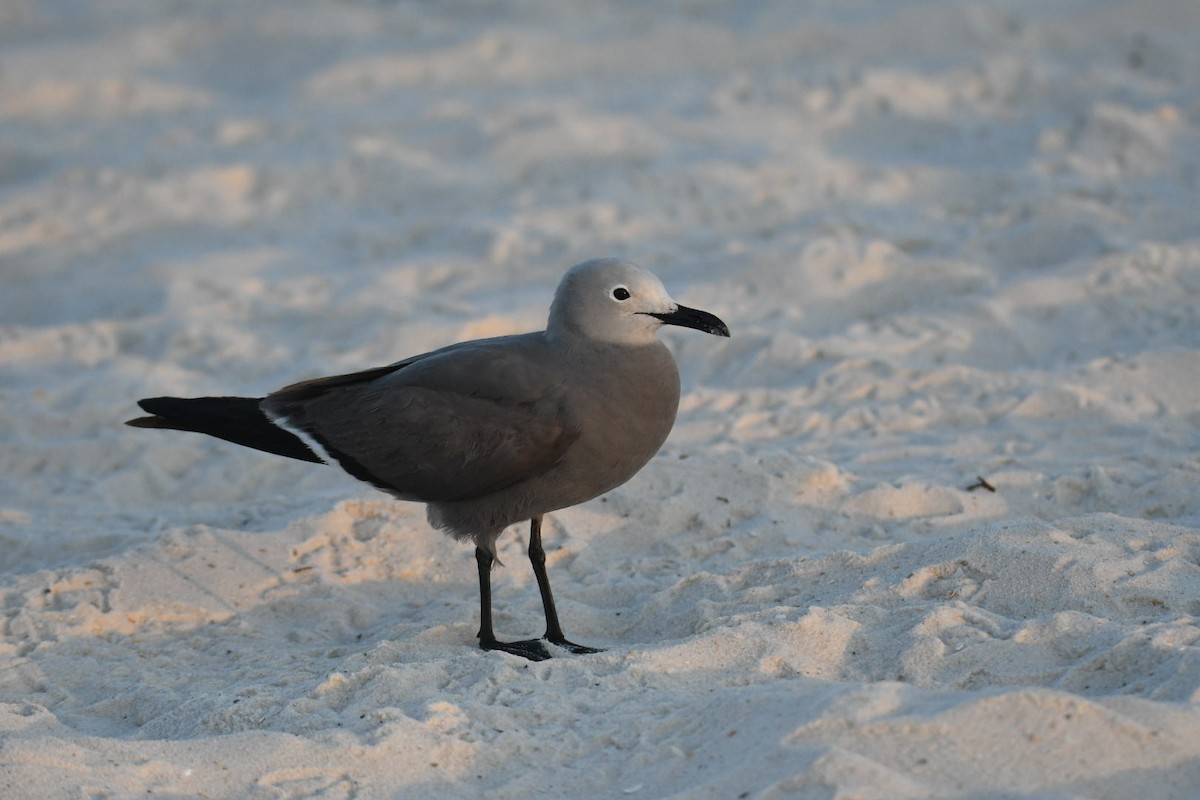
[644,304,731,337]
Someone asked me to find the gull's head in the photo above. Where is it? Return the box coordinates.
[547,258,730,346]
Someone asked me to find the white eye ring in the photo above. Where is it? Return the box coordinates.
[611,285,631,301]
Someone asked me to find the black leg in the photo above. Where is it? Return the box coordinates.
[527,515,602,655]
[475,545,551,661]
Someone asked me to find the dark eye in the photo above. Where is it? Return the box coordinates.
[611,286,631,301]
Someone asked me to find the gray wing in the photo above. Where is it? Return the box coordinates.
[262,337,579,503]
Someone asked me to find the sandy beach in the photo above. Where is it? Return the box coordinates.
[2,1,1199,797]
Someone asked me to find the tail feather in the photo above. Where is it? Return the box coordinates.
[126,396,324,464]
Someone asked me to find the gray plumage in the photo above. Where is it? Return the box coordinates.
[129,258,729,659]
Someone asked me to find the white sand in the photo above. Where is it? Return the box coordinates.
[3,1,1200,797]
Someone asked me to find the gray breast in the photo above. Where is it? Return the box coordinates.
[427,341,681,544]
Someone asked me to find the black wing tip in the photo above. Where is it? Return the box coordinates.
[126,415,166,428]
[124,395,326,465]
[127,396,185,427]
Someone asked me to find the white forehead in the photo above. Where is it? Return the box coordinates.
[559,258,673,304]
[547,258,678,343]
